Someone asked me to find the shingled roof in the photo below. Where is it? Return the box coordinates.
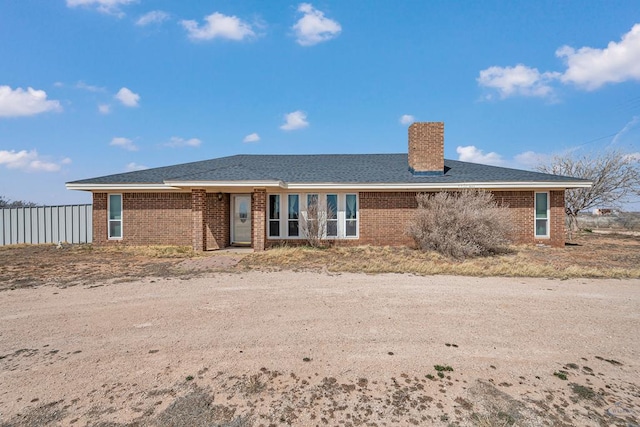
[67,154,589,188]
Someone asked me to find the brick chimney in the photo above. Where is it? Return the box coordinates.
[408,122,444,176]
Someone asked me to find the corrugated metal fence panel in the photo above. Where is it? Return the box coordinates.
[0,205,92,246]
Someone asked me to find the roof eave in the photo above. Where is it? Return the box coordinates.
[65,183,181,191]
[66,180,592,192]
[163,180,285,188]
[284,181,593,190]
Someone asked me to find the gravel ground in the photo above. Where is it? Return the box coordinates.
[0,272,638,426]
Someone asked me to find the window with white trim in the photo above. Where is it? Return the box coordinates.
[535,192,549,238]
[268,195,280,237]
[306,193,319,229]
[268,193,358,240]
[288,194,299,237]
[345,194,358,237]
[326,194,338,237]
[108,194,122,239]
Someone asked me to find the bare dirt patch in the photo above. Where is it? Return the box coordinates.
[0,232,638,293]
[0,245,246,291]
[0,272,638,426]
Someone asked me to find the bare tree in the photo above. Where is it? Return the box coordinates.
[300,197,335,248]
[536,150,640,233]
[0,195,38,208]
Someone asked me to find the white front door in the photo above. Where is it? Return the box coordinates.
[231,195,251,245]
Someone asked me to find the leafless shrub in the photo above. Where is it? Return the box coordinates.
[537,150,640,236]
[300,197,335,248]
[407,190,513,259]
[618,212,640,230]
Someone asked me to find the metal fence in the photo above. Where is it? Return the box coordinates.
[0,205,92,246]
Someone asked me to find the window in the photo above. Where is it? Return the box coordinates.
[345,194,358,237]
[108,194,122,239]
[267,193,359,240]
[535,192,549,237]
[268,195,280,237]
[288,194,299,237]
[326,194,338,237]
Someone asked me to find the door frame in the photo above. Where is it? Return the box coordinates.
[230,194,252,245]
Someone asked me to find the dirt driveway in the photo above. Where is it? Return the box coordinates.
[0,272,638,426]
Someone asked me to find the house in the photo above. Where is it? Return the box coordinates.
[66,122,591,251]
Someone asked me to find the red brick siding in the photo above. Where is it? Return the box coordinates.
[191,189,206,251]
[549,190,566,247]
[92,192,192,246]
[93,193,108,244]
[252,189,266,251]
[359,192,417,246]
[408,122,444,174]
[359,190,566,248]
[93,189,566,250]
[205,193,230,250]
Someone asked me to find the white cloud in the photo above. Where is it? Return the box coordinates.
[399,114,415,125]
[293,3,341,46]
[181,12,255,41]
[98,104,111,114]
[243,133,260,143]
[513,151,552,169]
[558,24,640,90]
[126,162,149,171]
[280,110,309,130]
[0,86,62,117]
[136,10,170,26]
[164,136,202,148]
[110,137,138,151]
[0,149,65,172]
[75,81,105,92]
[66,0,136,16]
[478,24,640,99]
[477,65,559,99]
[456,145,504,166]
[114,87,140,107]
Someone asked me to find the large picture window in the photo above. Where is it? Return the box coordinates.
[267,193,359,240]
[535,192,549,238]
[108,194,122,239]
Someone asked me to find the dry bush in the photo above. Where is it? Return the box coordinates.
[407,190,513,259]
[300,197,335,248]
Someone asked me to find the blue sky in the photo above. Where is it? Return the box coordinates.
[1,0,639,208]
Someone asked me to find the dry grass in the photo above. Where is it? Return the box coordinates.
[1,232,638,290]
[93,244,201,258]
[241,233,640,279]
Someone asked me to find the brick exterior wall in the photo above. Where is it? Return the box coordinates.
[93,189,566,250]
[93,193,108,244]
[549,190,566,247]
[251,189,266,251]
[359,192,417,246]
[205,193,230,250]
[358,190,565,248]
[92,192,192,246]
[408,122,444,174]
[191,189,206,251]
